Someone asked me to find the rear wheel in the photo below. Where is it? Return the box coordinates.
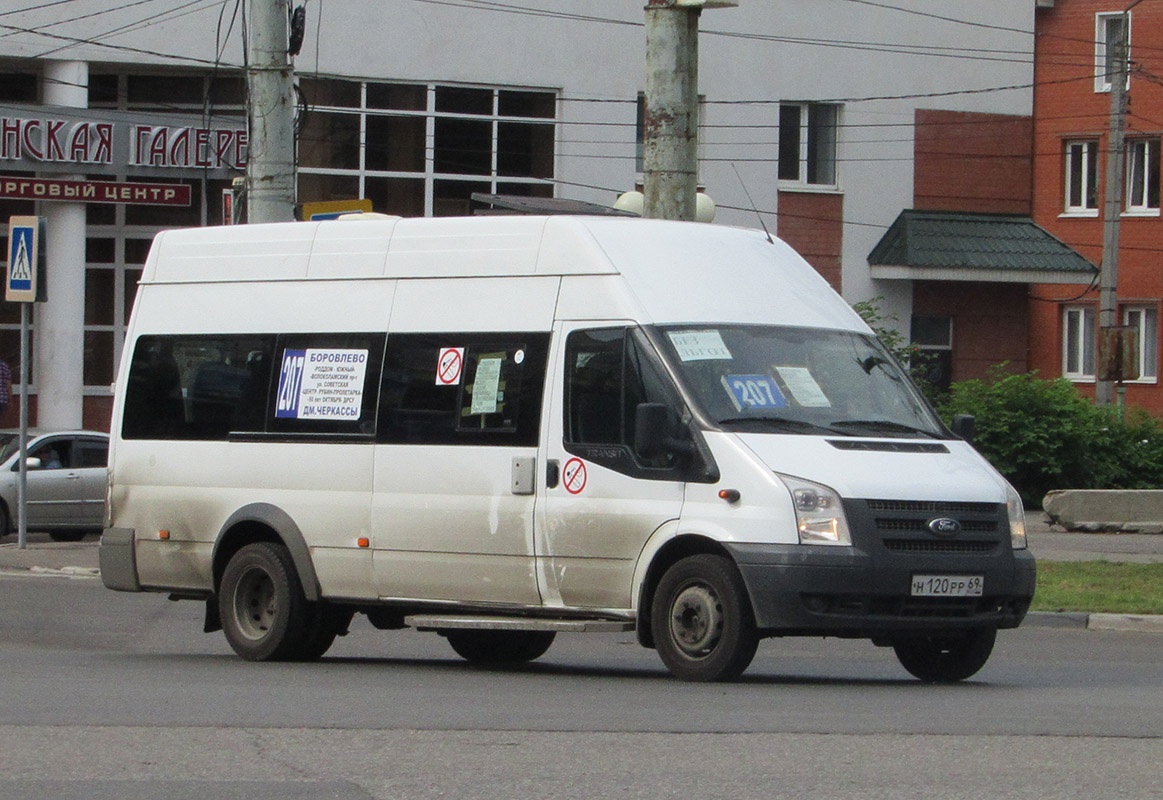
[445,630,556,665]
[651,554,759,682]
[219,541,315,661]
[892,628,997,682]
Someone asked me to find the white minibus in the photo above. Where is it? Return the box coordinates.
[100,215,1035,682]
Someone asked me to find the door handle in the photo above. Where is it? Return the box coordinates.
[546,459,560,489]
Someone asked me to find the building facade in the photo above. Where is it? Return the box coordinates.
[1,0,1039,431]
[1031,0,1163,412]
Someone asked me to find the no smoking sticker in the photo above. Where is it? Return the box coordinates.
[436,347,465,385]
[562,458,588,494]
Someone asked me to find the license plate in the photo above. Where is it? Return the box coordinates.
[910,574,984,597]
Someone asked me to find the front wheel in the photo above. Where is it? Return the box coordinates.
[445,630,556,665]
[218,541,315,662]
[651,554,759,682]
[892,628,997,682]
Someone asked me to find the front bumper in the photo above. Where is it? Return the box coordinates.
[726,499,1036,636]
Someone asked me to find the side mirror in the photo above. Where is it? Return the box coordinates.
[25,457,43,470]
[634,403,694,461]
[950,414,976,443]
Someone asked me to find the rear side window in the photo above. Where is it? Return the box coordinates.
[123,335,275,440]
[378,332,549,446]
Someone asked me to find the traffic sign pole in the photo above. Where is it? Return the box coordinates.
[7,216,44,550]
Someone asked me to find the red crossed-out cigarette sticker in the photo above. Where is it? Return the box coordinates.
[436,347,465,385]
[562,457,588,494]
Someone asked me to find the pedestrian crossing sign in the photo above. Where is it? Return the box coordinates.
[6,216,43,303]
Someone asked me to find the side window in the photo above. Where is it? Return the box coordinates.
[268,333,385,437]
[76,438,109,468]
[123,335,275,440]
[565,327,679,470]
[30,440,71,470]
[378,332,549,445]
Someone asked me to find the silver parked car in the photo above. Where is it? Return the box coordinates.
[0,429,109,542]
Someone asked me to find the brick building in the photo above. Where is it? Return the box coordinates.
[1030,0,1163,412]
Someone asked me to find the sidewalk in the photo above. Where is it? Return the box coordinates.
[2,518,1160,632]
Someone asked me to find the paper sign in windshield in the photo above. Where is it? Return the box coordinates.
[276,348,369,420]
[669,330,733,361]
[722,375,787,411]
[775,366,831,407]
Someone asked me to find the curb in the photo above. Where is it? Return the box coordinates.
[1025,610,1163,633]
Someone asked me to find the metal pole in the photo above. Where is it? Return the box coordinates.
[246,0,297,223]
[1097,6,1139,405]
[17,303,29,549]
[643,1,700,221]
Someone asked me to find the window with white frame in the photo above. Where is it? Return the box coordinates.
[1065,140,1099,214]
[778,102,839,187]
[1096,12,1131,93]
[1123,306,1158,381]
[1125,138,1161,213]
[1063,305,1096,380]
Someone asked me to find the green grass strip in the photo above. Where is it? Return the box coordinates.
[1032,561,1163,615]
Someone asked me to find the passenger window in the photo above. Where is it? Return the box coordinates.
[76,439,108,468]
[123,335,275,440]
[268,333,385,437]
[378,333,549,446]
[565,327,679,470]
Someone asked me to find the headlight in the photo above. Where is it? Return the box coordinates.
[779,474,852,546]
[1006,483,1027,550]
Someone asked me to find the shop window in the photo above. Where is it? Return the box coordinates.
[367,83,426,111]
[365,177,425,217]
[299,78,360,109]
[0,72,37,102]
[299,111,361,170]
[378,333,549,446]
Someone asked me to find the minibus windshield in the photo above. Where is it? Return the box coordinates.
[657,324,946,438]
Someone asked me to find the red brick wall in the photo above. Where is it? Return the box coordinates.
[913,281,1029,382]
[776,191,843,291]
[1031,0,1163,413]
[914,110,1033,215]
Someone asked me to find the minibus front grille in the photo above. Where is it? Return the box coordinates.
[882,539,998,554]
[865,499,998,515]
[876,519,998,534]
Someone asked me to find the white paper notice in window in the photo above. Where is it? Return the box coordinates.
[775,366,831,407]
[669,330,733,361]
[471,357,503,414]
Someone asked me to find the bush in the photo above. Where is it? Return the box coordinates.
[938,367,1163,507]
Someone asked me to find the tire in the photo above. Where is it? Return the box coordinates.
[49,531,87,542]
[218,541,316,662]
[651,554,759,682]
[445,630,556,665]
[892,627,997,682]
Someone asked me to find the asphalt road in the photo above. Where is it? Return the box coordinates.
[1,572,1161,800]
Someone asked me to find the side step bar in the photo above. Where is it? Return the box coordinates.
[405,614,634,633]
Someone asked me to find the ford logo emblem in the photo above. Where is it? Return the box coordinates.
[928,517,961,536]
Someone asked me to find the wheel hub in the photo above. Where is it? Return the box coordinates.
[233,565,276,641]
[669,584,723,658]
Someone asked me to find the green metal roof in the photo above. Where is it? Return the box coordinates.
[868,210,1097,277]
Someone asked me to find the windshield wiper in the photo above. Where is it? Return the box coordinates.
[829,419,941,438]
[717,417,851,436]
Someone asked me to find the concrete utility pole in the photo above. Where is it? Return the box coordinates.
[642,0,736,221]
[1096,5,1138,406]
[246,0,297,223]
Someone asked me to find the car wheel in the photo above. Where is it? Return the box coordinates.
[218,541,316,662]
[651,554,759,682]
[445,630,556,664]
[892,628,997,682]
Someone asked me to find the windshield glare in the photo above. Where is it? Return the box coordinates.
[659,325,945,438]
